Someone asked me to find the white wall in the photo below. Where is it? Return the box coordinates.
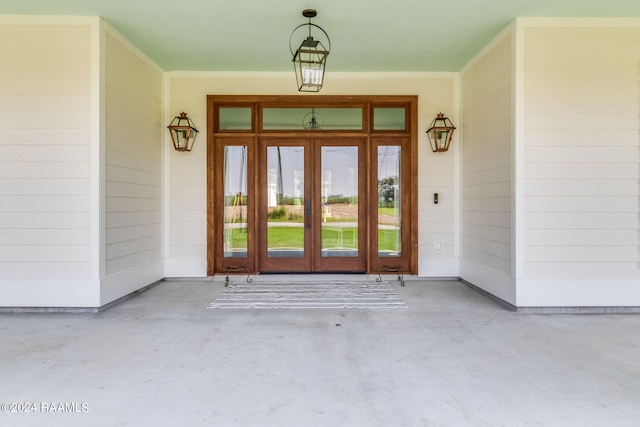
[460,28,516,304]
[102,26,164,305]
[518,21,640,306]
[0,17,98,306]
[0,17,164,308]
[165,72,458,277]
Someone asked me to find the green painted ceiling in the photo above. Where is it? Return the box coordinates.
[2,0,640,72]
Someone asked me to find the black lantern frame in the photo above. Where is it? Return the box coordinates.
[426,113,456,153]
[167,112,199,152]
[289,9,331,92]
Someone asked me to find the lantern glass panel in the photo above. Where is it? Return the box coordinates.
[171,127,197,151]
[437,130,451,150]
[293,43,328,91]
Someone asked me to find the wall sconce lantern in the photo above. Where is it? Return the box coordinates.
[167,112,199,152]
[289,9,331,92]
[426,113,456,153]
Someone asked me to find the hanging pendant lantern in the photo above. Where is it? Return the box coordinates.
[167,112,199,152]
[426,113,456,153]
[289,9,331,92]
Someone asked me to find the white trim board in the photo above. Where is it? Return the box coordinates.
[517,279,640,307]
[512,18,526,280]
[0,15,93,26]
[100,261,164,306]
[515,17,640,29]
[167,70,457,79]
[0,280,100,307]
[460,259,516,305]
[90,16,106,282]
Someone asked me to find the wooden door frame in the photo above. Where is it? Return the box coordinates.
[207,95,418,276]
[311,137,368,272]
[256,137,313,272]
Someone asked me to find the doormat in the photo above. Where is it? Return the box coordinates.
[207,281,407,309]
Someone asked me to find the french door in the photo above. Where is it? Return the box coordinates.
[208,95,418,276]
[258,137,366,272]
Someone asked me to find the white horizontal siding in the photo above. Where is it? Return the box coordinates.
[0,162,91,179]
[1,263,92,280]
[0,144,90,162]
[106,164,161,186]
[525,163,638,180]
[525,229,637,246]
[0,111,91,129]
[104,30,162,277]
[524,262,640,279]
[526,245,637,262]
[0,179,89,195]
[523,26,640,280]
[0,195,89,213]
[526,196,638,213]
[0,128,90,146]
[0,23,92,283]
[463,222,511,243]
[526,212,637,229]
[107,181,161,199]
[106,209,162,225]
[526,146,638,164]
[0,228,90,245]
[525,113,638,130]
[0,246,90,263]
[462,247,511,273]
[524,129,639,147]
[461,32,513,280]
[526,180,638,196]
[0,212,91,229]
[105,249,162,275]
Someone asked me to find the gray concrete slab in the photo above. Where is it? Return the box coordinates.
[1,279,639,426]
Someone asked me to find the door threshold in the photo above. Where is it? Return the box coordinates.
[259,271,366,275]
[247,273,378,283]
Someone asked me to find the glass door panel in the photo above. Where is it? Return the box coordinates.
[320,146,359,258]
[259,138,365,272]
[259,139,311,272]
[377,146,402,257]
[223,146,248,258]
[266,146,305,258]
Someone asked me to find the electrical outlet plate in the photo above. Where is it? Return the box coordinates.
[434,240,444,252]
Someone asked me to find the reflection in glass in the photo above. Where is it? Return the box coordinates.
[267,147,305,258]
[224,146,248,257]
[373,108,406,130]
[321,147,358,257]
[263,108,362,130]
[219,108,252,130]
[378,146,401,257]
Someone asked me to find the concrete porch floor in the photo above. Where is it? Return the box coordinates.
[1,278,639,426]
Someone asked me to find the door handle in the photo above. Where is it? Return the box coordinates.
[305,199,311,228]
